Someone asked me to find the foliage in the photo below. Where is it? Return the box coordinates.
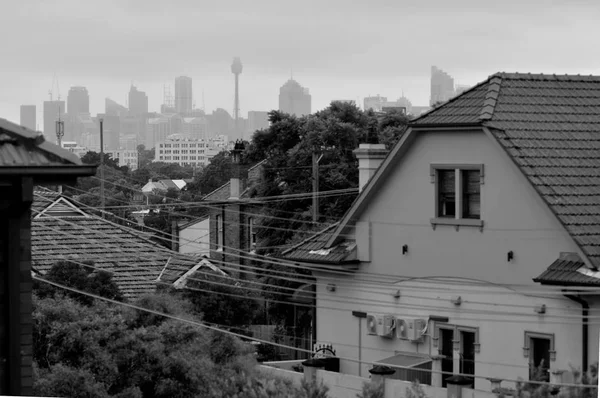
[176,270,261,327]
[81,151,124,172]
[186,151,233,196]
[357,380,384,398]
[34,259,123,305]
[406,380,428,398]
[32,292,332,397]
[137,144,155,169]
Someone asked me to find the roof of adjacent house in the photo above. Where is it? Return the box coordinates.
[318,73,600,273]
[0,118,96,180]
[280,223,358,266]
[31,191,222,299]
[203,160,266,201]
[533,253,600,286]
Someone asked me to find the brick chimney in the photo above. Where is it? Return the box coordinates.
[353,143,388,192]
[229,140,248,200]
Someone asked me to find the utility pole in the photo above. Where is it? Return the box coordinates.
[99,118,105,216]
[312,150,323,222]
[55,105,65,194]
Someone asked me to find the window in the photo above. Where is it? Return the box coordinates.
[430,164,484,230]
[216,215,224,251]
[523,331,555,382]
[433,323,479,386]
[248,217,257,249]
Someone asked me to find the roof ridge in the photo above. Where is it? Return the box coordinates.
[479,76,503,121]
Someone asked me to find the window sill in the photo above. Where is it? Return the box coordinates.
[430,218,484,232]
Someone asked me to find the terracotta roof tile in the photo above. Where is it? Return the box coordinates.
[534,256,600,286]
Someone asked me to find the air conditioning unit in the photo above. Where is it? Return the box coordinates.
[402,318,428,342]
[396,318,409,340]
[366,314,381,336]
[379,315,396,338]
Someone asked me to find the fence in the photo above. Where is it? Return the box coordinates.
[261,362,498,398]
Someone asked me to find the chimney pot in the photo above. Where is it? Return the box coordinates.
[353,143,388,192]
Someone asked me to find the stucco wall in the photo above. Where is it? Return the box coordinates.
[179,218,209,255]
[313,130,590,392]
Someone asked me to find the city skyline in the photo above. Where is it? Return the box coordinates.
[2,0,600,125]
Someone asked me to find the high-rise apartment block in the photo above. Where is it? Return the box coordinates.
[279,79,311,117]
[20,105,36,130]
[175,76,193,115]
[430,66,455,106]
[128,85,149,116]
[43,100,65,139]
[155,137,224,167]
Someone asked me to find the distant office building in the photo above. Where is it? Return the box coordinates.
[247,111,269,140]
[61,141,88,158]
[175,76,193,114]
[279,79,311,117]
[129,85,148,116]
[43,100,65,138]
[182,117,208,141]
[97,112,121,150]
[155,137,222,167]
[364,95,388,112]
[105,98,128,117]
[430,66,455,106]
[206,108,235,137]
[120,134,138,151]
[67,86,90,118]
[410,106,431,116]
[107,149,138,171]
[454,84,471,96]
[20,105,36,130]
[146,114,183,148]
[381,106,406,114]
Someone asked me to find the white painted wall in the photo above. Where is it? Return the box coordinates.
[313,130,592,392]
[178,218,209,255]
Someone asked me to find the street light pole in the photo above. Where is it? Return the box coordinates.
[99,118,105,215]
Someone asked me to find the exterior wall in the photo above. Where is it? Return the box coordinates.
[179,218,210,256]
[313,130,589,391]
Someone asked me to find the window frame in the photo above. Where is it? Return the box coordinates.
[430,164,485,231]
[248,217,257,249]
[432,323,481,354]
[523,331,556,362]
[216,214,224,251]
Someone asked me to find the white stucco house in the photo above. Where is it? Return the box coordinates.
[279,73,600,392]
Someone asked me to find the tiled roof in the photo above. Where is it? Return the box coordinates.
[533,254,600,286]
[328,73,600,268]
[203,160,266,201]
[0,118,90,169]
[280,223,358,265]
[31,194,209,299]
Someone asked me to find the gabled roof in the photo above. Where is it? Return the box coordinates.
[31,193,219,299]
[326,73,600,269]
[534,253,600,286]
[0,118,96,181]
[203,160,266,201]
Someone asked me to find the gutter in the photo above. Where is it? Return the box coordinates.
[563,291,589,373]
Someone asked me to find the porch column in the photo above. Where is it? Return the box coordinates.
[430,355,445,387]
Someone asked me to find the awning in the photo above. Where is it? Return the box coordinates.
[376,351,431,368]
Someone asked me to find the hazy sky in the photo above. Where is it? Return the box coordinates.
[1,0,599,128]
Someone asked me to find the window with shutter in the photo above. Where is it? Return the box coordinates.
[438,170,456,217]
[462,170,480,219]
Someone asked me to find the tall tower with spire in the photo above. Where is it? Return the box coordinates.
[231,57,243,140]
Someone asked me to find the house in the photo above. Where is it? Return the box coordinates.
[279,73,600,392]
[0,118,97,395]
[141,178,188,194]
[173,143,265,276]
[172,215,210,256]
[31,189,225,300]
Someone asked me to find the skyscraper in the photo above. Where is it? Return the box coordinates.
[175,76,193,115]
[20,105,36,130]
[43,100,65,138]
[128,85,148,116]
[430,66,455,106]
[247,111,269,140]
[278,79,311,117]
[67,86,90,118]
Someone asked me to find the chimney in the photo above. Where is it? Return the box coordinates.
[229,140,247,200]
[353,143,388,192]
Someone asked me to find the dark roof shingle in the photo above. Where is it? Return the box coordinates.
[533,253,600,286]
[281,223,358,265]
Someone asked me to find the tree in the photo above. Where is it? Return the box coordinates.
[187,151,233,196]
[34,259,124,305]
[81,151,123,172]
[137,144,155,169]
